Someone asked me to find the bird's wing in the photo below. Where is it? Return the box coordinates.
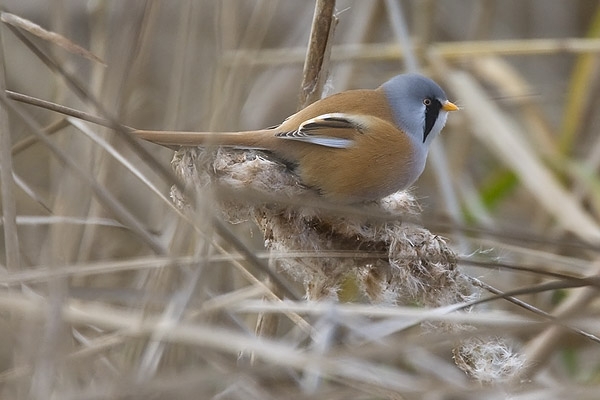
[275,113,371,149]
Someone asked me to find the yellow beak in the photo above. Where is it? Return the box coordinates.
[442,100,459,112]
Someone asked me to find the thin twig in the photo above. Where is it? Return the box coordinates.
[11,117,69,155]
[518,263,600,380]
[6,90,127,130]
[469,277,600,345]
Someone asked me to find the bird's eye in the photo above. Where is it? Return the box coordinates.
[423,98,432,106]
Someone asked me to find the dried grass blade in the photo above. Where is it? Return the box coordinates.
[67,118,174,210]
[12,173,52,213]
[0,95,167,255]
[1,12,106,65]
[447,71,600,244]
[0,19,20,270]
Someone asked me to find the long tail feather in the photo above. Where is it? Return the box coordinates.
[133,129,273,149]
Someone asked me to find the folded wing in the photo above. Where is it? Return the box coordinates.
[275,113,372,149]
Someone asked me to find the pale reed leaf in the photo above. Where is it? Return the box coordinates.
[1,12,106,65]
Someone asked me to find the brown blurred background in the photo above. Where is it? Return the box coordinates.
[2,1,600,398]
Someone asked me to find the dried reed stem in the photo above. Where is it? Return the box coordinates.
[0,26,21,271]
[445,70,600,243]
[0,96,169,255]
[559,4,600,153]
[298,0,337,108]
[519,263,600,379]
[222,38,600,67]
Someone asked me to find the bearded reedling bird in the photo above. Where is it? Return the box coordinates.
[135,73,458,203]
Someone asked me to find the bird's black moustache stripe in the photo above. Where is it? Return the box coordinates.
[423,99,442,143]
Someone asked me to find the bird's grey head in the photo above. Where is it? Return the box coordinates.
[381,73,456,148]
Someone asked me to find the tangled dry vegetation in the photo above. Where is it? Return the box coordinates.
[1,1,600,399]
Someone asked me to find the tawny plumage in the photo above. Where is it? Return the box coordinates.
[135,74,458,203]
